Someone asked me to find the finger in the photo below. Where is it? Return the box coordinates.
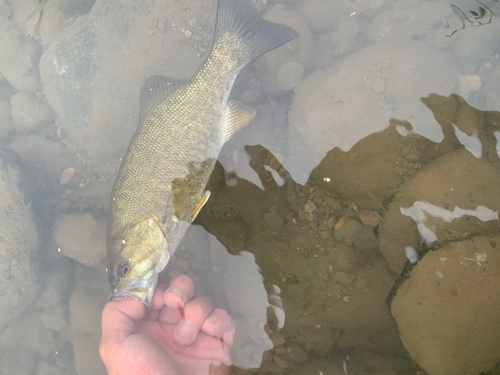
[99,299,145,363]
[201,308,236,346]
[158,303,184,324]
[144,282,168,320]
[173,297,213,346]
[151,282,168,310]
[164,274,195,309]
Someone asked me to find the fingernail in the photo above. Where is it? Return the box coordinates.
[169,286,184,299]
[177,320,194,338]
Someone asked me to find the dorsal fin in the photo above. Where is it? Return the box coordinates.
[140,75,187,118]
[224,100,256,142]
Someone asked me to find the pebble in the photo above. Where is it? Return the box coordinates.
[284,342,308,363]
[356,278,368,289]
[60,167,76,185]
[275,61,305,91]
[320,230,330,239]
[304,202,316,213]
[326,216,336,229]
[323,196,342,211]
[334,218,362,245]
[353,226,379,252]
[334,271,356,285]
[11,91,55,134]
[263,212,284,231]
[184,29,192,38]
[273,355,289,369]
[298,209,313,222]
[298,325,336,356]
[334,216,348,230]
[270,333,286,347]
[358,210,381,227]
[42,304,69,330]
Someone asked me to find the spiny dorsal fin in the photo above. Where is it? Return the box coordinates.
[140,75,187,118]
[224,100,256,143]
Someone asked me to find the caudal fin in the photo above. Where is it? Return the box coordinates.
[214,0,299,60]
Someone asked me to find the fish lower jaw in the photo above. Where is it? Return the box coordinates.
[111,291,142,302]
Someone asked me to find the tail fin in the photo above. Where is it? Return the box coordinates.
[214,0,299,60]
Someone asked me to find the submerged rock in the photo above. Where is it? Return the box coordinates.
[0,345,37,375]
[0,100,14,139]
[54,213,106,266]
[0,20,41,92]
[11,91,55,134]
[39,0,207,163]
[37,257,75,308]
[256,5,313,95]
[391,235,500,375]
[2,310,58,358]
[0,150,39,333]
[288,42,460,180]
[69,270,109,375]
[379,149,500,274]
[9,134,77,183]
[42,304,70,331]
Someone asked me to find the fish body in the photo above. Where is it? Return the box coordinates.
[107,0,299,306]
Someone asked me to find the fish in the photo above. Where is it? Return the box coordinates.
[106,0,299,307]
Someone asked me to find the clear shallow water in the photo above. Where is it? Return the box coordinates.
[1,0,500,374]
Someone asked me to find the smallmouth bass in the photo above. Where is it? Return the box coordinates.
[107,0,299,307]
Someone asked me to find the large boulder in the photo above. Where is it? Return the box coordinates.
[391,235,500,375]
[39,0,211,163]
[287,42,461,182]
[379,149,500,274]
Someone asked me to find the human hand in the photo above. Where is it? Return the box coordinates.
[99,275,235,375]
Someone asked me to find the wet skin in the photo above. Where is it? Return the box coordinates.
[100,275,235,375]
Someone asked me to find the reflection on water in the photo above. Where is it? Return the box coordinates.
[1,0,500,374]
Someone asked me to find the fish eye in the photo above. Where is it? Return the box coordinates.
[118,262,131,278]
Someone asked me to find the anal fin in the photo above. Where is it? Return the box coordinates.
[224,100,256,143]
[191,190,211,222]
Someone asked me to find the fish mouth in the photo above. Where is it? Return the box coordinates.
[110,273,159,309]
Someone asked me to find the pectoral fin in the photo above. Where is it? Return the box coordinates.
[224,100,256,143]
[191,190,211,222]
